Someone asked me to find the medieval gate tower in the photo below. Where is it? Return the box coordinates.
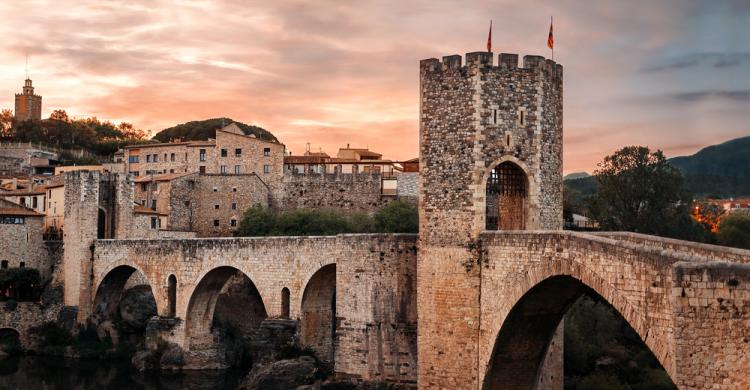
[418,52,563,387]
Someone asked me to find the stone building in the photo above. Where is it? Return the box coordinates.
[123,123,285,182]
[0,200,51,279]
[14,78,42,121]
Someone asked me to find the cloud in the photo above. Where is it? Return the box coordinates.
[665,90,750,103]
[642,53,750,72]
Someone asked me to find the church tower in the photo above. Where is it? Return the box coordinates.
[15,78,42,121]
[416,51,563,387]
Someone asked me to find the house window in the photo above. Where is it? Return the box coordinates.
[151,200,156,210]
[221,149,228,157]
[169,169,174,174]
[231,203,237,210]
[146,154,152,163]
[141,199,146,206]
[170,153,175,162]
[164,153,167,161]
[128,155,139,163]
[20,198,26,207]
[234,165,241,174]
[199,149,206,161]
[232,187,237,192]
[153,154,159,162]
[1,261,7,269]
[263,147,271,157]
[32,197,38,209]
[235,148,242,157]
[199,166,206,174]
[150,217,158,229]
[213,219,220,227]
[263,165,271,174]
[220,165,228,174]
[188,180,195,189]
[133,171,140,177]
[230,219,237,227]
[184,201,190,207]
[141,183,147,191]
[214,204,219,210]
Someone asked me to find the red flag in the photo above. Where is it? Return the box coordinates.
[547,17,554,49]
[487,20,492,52]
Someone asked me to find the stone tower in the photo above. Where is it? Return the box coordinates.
[14,78,42,121]
[417,52,563,387]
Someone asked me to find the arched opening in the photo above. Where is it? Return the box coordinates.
[0,328,22,356]
[300,264,336,362]
[486,161,528,230]
[483,275,675,389]
[167,274,177,318]
[185,267,267,353]
[281,287,290,319]
[92,265,157,340]
[97,208,106,239]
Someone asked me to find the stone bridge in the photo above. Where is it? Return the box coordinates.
[81,229,750,389]
[88,234,418,382]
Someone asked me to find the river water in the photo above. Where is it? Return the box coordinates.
[0,356,249,390]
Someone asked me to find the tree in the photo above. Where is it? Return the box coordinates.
[716,213,750,249]
[374,199,418,233]
[234,204,277,236]
[0,109,14,137]
[589,146,707,240]
[49,109,69,123]
[118,122,148,140]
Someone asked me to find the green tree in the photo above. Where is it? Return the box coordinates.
[589,146,707,240]
[0,109,14,137]
[234,204,276,236]
[716,213,750,249]
[373,199,418,233]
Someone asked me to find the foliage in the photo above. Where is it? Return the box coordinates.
[0,330,22,356]
[2,109,152,159]
[235,200,418,237]
[4,300,17,311]
[152,118,276,143]
[373,200,419,233]
[30,322,73,348]
[587,146,710,241]
[564,296,676,390]
[716,213,750,250]
[669,135,750,179]
[0,268,41,302]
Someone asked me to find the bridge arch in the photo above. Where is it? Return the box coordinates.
[0,328,22,355]
[300,263,336,362]
[481,258,673,389]
[92,264,157,324]
[184,266,267,350]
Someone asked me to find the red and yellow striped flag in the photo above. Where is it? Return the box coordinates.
[547,17,554,49]
[487,20,492,52]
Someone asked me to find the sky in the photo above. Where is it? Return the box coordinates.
[0,0,748,174]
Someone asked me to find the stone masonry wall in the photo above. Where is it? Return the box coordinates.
[91,234,418,381]
[168,173,270,236]
[0,216,51,279]
[417,52,563,388]
[276,173,391,214]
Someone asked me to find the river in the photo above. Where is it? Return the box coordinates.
[0,356,249,390]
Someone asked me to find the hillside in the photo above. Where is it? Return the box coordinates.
[153,118,277,143]
[564,172,590,181]
[668,135,750,197]
[564,135,750,198]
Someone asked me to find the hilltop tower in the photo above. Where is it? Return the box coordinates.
[14,78,42,121]
[417,52,563,387]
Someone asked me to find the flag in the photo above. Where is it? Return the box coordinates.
[547,17,554,49]
[487,20,492,52]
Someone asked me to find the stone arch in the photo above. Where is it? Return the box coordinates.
[481,262,673,389]
[92,264,157,324]
[97,208,107,239]
[281,287,290,319]
[167,274,177,318]
[184,266,267,350]
[0,328,22,354]
[300,264,336,362]
[476,156,539,231]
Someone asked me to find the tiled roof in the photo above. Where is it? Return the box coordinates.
[0,207,43,217]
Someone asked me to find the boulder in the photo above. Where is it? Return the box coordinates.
[119,285,157,330]
[132,350,158,372]
[237,356,318,390]
[96,320,119,345]
[160,343,185,370]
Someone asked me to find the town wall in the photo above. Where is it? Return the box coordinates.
[277,173,391,214]
[0,216,50,278]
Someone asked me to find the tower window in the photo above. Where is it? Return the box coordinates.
[263,147,271,157]
[235,148,242,157]
[491,108,499,125]
[221,149,228,157]
[519,110,525,126]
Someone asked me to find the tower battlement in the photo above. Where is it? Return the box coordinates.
[420,52,563,80]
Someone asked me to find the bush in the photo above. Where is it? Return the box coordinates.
[373,199,418,233]
[717,213,750,250]
[30,321,73,348]
[234,200,419,237]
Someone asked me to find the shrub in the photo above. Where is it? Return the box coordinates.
[717,213,750,250]
[374,199,418,233]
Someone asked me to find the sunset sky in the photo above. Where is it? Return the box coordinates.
[1,0,748,174]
